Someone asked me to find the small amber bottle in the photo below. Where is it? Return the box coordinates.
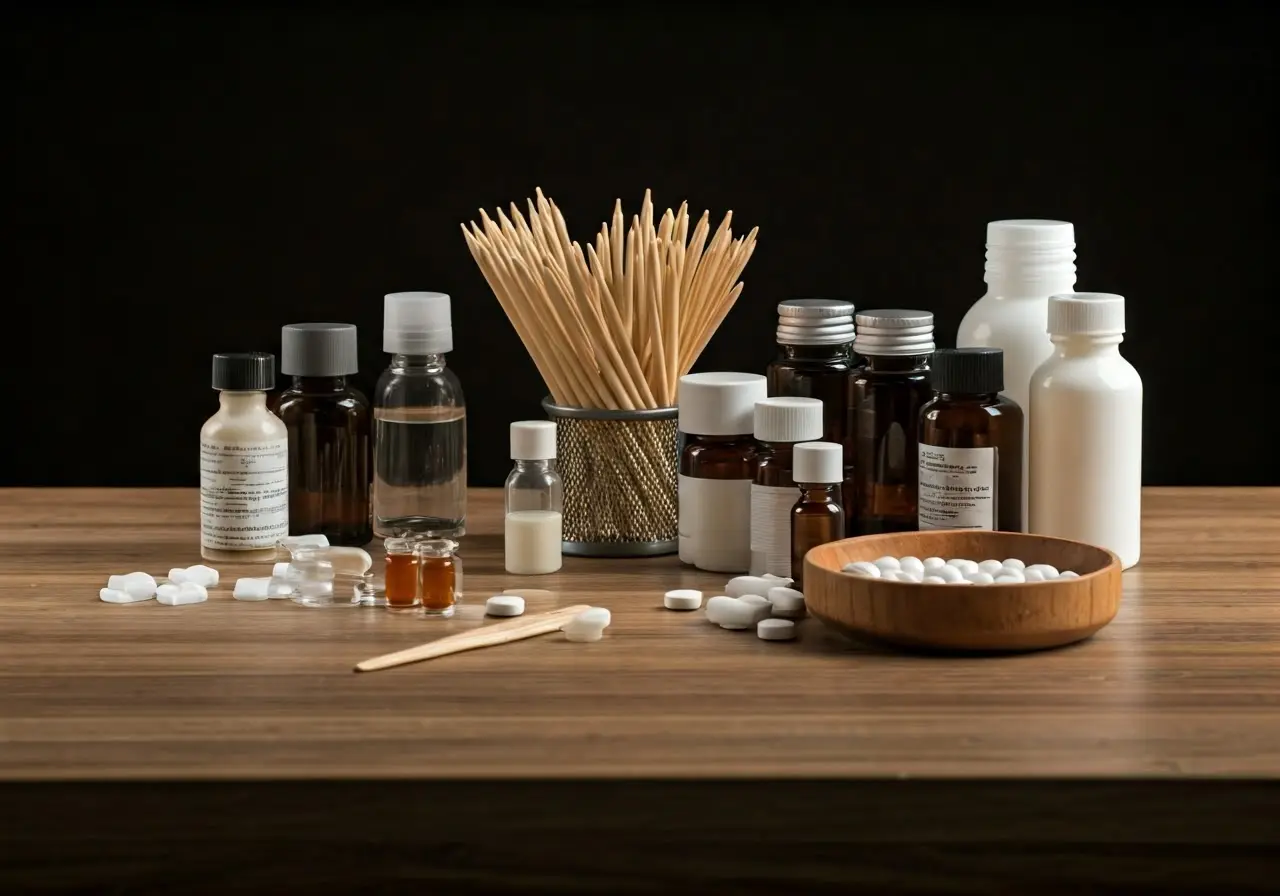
[790,442,846,591]
[918,348,1023,532]
[274,323,372,546]
[751,396,823,578]
[849,309,935,535]
[677,372,769,573]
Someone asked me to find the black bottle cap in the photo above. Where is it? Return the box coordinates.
[212,352,276,391]
[931,348,1004,395]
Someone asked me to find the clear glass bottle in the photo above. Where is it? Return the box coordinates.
[372,292,467,539]
[416,538,462,617]
[766,299,859,520]
[200,352,289,563]
[1030,293,1143,568]
[504,420,563,575]
[849,310,935,536]
[750,396,823,578]
[677,372,769,573]
[274,322,372,546]
[790,442,846,591]
[918,348,1024,533]
[281,557,372,609]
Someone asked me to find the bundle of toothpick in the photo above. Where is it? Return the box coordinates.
[462,189,758,409]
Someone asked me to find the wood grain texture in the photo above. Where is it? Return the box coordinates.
[1,487,1279,892]
[804,530,1122,651]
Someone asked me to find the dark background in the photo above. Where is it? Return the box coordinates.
[8,6,1276,487]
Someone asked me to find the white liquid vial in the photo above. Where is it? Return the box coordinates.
[199,352,289,563]
[504,421,563,575]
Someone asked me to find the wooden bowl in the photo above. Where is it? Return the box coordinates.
[804,530,1122,653]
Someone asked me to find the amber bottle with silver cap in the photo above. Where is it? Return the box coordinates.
[849,309,935,535]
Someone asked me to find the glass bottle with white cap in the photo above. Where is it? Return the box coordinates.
[372,292,467,539]
[958,219,1076,530]
[504,420,564,575]
[790,441,846,591]
[849,309,935,536]
[1029,293,1142,568]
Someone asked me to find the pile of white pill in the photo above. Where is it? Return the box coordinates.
[842,556,1081,585]
[99,566,221,606]
[562,607,611,642]
[664,573,803,642]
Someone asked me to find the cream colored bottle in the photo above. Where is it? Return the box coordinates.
[200,352,289,562]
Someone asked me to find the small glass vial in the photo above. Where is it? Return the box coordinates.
[415,538,461,617]
[766,299,859,516]
[750,396,823,578]
[504,420,564,575]
[849,310,935,536]
[790,442,846,591]
[200,352,289,563]
[373,292,467,539]
[1030,293,1143,568]
[383,537,420,610]
[918,348,1024,533]
[274,322,372,546]
[677,372,769,573]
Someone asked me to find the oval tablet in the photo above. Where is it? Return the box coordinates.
[663,589,703,611]
[756,618,796,641]
[485,595,526,617]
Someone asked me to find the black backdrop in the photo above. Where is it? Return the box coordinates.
[9,7,1276,487]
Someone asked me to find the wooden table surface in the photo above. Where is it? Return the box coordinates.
[2,487,1278,893]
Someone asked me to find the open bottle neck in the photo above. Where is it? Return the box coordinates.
[1050,334,1124,356]
[389,353,446,373]
[217,390,269,412]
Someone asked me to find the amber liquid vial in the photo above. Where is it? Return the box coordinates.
[415,539,460,617]
[383,537,420,610]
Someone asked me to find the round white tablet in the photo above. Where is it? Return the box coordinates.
[485,595,526,617]
[663,589,703,610]
[757,618,796,641]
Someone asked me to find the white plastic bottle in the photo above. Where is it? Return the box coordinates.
[957,219,1076,530]
[200,352,289,562]
[1028,293,1143,568]
[504,420,563,575]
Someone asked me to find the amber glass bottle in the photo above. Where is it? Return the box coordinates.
[790,442,846,591]
[751,396,823,578]
[766,299,859,522]
[918,348,1023,532]
[849,309,934,535]
[274,323,372,546]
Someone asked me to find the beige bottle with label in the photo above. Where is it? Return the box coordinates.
[200,352,289,562]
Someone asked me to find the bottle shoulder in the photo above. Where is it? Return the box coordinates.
[958,295,1055,344]
[201,405,287,442]
[374,364,466,407]
[1031,353,1143,395]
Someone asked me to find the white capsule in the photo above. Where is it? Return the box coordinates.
[757,618,797,641]
[705,595,739,624]
[1022,568,1047,582]
[1001,558,1026,570]
[156,582,182,601]
[99,587,152,604]
[663,589,703,611]
[725,576,774,599]
[994,568,1025,583]
[485,595,526,617]
[873,556,901,574]
[1057,570,1080,579]
[921,575,948,585]
[948,577,972,585]
[577,607,611,628]
[715,599,758,630]
[967,572,996,585]
[922,557,947,573]
[977,559,1004,576]
[760,574,793,585]
[272,562,291,579]
[158,582,208,606]
[766,586,805,618]
[233,578,273,601]
[167,568,190,585]
[994,575,1024,584]
[898,556,925,578]
[1026,564,1059,579]
[947,559,979,575]
[842,561,881,578]
[562,623,605,643]
[738,594,772,622]
[108,572,158,600]
[936,565,965,583]
[181,564,219,588]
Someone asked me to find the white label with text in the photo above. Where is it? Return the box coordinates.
[200,438,290,549]
[917,444,996,531]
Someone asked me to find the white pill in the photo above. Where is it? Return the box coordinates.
[156,582,182,601]
[663,589,703,610]
[99,587,152,604]
[1022,568,1047,582]
[158,582,208,606]
[738,594,772,623]
[767,586,806,618]
[562,623,605,643]
[280,534,329,551]
[994,575,1023,584]
[705,595,739,624]
[921,575,948,585]
[882,570,911,583]
[578,607,611,628]
[267,578,295,598]
[233,578,273,601]
[947,559,979,574]
[725,576,774,598]
[873,556,901,573]
[715,599,758,630]
[757,618,796,641]
[977,559,1004,576]
[1026,564,1059,579]
[167,567,190,584]
[922,557,947,573]
[272,562,291,578]
[182,565,219,587]
[898,556,925,577]
[994,568,1025,583]
[760,574,793,584]
[1057,570,1080,579]
[108,572,158,600]
[842,561,881,578]
[485,595,526,617]
[948,577,972,585]
[1001,558,1026,570]
[936,565,965,583]
[967,572,996,585]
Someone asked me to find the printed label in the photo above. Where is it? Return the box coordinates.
[679,474,752,573]
[750,484,799,577]
[918,444,996,531]
[200,438,290,549]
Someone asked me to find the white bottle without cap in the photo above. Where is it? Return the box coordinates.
[957,220,1076,531]
[200,352,289,563]
[750,396,823,578]
[1029,293,1142,568]
[504,420,564,575]
[678,372,769,573]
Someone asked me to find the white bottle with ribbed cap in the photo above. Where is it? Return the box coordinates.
[504,420,563,575]
[750,397,823,577]
[678,372,769,572]
[958,220,1076,531]
[1029,293,1142,568]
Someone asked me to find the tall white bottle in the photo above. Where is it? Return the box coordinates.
[957,219,1076,530]
[1028,293,1143,568]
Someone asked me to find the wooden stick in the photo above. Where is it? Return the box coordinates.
[354,605,594,672]
[586,243,657,408]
